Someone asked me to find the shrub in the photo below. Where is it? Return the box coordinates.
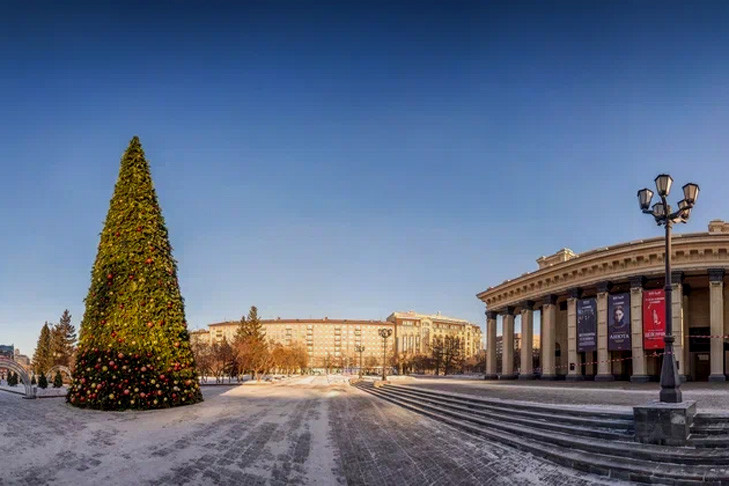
[38,372,48,389]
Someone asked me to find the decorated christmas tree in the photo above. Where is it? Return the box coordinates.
[68,136,202,410]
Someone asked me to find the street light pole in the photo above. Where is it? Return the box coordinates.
[355,345,365,378]
[378,328,393,381]
[637,175,699,403]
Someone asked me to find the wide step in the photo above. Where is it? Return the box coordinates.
[356,381,729,484]
[690,413,729,447]
[381,385,632,441]
[387,384,634,434]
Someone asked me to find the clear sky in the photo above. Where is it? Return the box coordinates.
[3,1,729,356]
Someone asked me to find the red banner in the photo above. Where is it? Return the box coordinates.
[643,289,666,350]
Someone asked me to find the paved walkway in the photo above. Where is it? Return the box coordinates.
[0,376,622,485]
[402,375,729,411]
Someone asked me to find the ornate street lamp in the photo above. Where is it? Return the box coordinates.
[355,345,365,378]
[378,328,393,381]
[637,174,699,403]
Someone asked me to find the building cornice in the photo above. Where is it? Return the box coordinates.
[387,311,473,325]
[478,231,729,311]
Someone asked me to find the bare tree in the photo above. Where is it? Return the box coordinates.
[442,336,464,375]
[365,355,378,375]
[210,338,236,383]
[463,350,486,374]
[191,340,214,382]
[235,336,271,381]
[291,344,309,373]
[430,337,445,375]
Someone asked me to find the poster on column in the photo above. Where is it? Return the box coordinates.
[577,298,597,352]
[608,293,632,351]
[643,289,666,350]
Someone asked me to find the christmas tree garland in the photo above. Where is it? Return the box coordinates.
[68,136,202,410]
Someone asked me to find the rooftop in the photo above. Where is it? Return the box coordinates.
[208,318,390,328]
[389,310,475,326]
[479,220,729,299]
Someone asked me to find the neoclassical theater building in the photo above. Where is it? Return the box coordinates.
[478,220,729,383]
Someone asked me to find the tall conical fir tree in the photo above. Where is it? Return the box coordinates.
[68,137,202,410]
[33,323,52,374]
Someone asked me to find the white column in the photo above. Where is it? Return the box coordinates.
[595,284,613,381]
[682,291,691,379]
[541,296,557,379]
[567,289,583,380]
[671,272,686,381]
[485,311,498,379]
[709,269,725,381]
[500,308,516,379]
[630,277,649,382]
[519,302,534,379]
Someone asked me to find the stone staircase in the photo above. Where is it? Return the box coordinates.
[355,381,729,484]
[689,414,729,448]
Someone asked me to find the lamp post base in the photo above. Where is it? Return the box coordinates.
[634,400,696,446]
[659,387,683,404]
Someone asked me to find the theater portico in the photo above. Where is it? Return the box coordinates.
[479,220,729,383]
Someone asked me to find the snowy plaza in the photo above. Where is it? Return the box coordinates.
[0,376,625,486]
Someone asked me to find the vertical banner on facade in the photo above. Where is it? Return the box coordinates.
[577,298,597,352]
[608,293,632,351]
[643,289,666,350]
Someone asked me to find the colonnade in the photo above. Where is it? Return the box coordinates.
[485,270,727,382]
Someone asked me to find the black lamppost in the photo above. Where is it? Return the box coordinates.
[378,328,393,381]
[355,345,365,378]
[637,175,699,403]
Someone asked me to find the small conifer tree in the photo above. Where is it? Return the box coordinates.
[38,372,48,389]
[51,310,77,368]
[67,137,202,410]
[235,306,265,341]
[33,323,53,374]
[31,374,37,385]
[53,371,63,388]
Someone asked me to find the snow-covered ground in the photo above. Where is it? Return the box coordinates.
[0,374,620,485]
[198,374,300,385]
[0,383,67,398]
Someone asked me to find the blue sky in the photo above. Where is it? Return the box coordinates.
[3,1,729,356]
